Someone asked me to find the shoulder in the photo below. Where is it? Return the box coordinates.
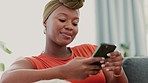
[8,57,34,71]
[71,44,98,50]
[70,44,98,57]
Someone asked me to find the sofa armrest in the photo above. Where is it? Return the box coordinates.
[123,57,148,83]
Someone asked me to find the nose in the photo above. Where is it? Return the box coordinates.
[64,21,73,30]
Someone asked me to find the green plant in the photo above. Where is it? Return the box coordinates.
[0,41,12,71]
[120,43,129,57]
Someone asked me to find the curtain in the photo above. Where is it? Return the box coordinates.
[96,0,147,57]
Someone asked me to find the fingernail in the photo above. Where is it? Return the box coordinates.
[102,57,105,60]
[107,53,110,57]
[100,60,104,63]
[101,64,105,67]
[106,68,110,71]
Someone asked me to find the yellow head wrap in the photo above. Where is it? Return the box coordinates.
[43,0,85,24]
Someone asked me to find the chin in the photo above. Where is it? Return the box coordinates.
[58,41,72,46]
[58,39,73,46]
[58,42,70,46]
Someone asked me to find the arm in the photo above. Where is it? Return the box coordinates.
[1,57,104,83]
[102,51,128,83]
[1,58,65,83]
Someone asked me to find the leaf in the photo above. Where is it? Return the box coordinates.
[4,48,12,54]
[0,41,12,54]
[120,44,129,49]
[0,63,5,71]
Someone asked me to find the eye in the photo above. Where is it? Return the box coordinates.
[59,19,66,23]
[72,19,79,26]
[72,23,78,26]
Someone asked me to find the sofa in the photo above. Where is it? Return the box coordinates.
[123,57,148,83]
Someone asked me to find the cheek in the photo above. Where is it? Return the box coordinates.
[75,27,79,34]
[47,22,60,33]
[74,28,78,35]
[52,21,63,30]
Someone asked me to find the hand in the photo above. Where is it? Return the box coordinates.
[102,51,124,75]
[61,57,104,80]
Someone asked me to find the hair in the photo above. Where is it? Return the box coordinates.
[43,0,85,24]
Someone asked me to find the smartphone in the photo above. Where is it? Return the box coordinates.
[91,43,116,66]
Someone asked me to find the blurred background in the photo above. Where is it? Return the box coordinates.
[0,0,148,77]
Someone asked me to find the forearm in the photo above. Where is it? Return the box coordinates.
[1,66,64,83]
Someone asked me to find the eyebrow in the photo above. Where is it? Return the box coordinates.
[56,13,79,20]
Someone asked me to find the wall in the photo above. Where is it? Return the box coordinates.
[0,0,97,76]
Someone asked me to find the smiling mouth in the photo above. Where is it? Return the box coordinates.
[60,32,72,39]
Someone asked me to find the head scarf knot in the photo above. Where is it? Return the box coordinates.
[43,0,85,24]
[59,0,85,9]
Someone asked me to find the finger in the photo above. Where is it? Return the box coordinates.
[106,55,124,62]
[106,67,115,71]
[114,66,122,74]
[103,65,119,71]
[114,66,122,71]
[102,66,114,71]
[87,65,101,70]
[103,62,123,71]
[107,50,122,58]
[84,57,105,64]
[104,59,123,67]
[106,66,122,75]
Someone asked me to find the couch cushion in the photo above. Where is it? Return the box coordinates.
[123,57,148,83]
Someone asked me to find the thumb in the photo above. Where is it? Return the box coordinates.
[84,57,105,64]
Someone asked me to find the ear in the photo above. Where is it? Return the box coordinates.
[43,23,47,34]
[43,22,47,27]
[44,29,46,34]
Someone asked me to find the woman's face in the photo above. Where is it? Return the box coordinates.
[45,5,79,46]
